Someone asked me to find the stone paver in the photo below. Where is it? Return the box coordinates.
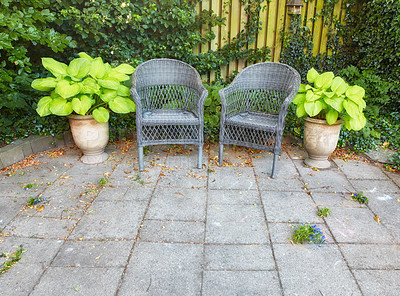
[0,143,399,295]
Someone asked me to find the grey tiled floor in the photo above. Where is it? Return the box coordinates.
[1,142,399,295]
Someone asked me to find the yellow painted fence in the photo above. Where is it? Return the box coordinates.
[197,0,347,80]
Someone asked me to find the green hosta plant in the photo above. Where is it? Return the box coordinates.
[292,68,367,131]
[31,53,135,123]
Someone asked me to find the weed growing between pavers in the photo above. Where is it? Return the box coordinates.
[292,224,326,246]
[0,245,26,275]
[98,177,109,187]
[27,196,47,207]
[351,193,369,205]
[23,183,37,190]
[317,207,332,218]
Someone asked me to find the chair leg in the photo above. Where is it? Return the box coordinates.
[271,154,279,178]
[197,144,203,169]
[219,144,224,166]
[184,144,187,150]
[138,146,144,172]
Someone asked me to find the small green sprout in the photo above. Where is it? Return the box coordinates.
[351,193,369,205]
[98,177,108,186]
[317,207,331,217]
[0,245,26,275]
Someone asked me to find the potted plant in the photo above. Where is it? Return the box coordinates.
[292,68,367,168]
[31,52,135,164]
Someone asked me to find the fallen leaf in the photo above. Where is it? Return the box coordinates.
[312,168,320,171]
[95,256,101,260]
[73,285,79,292]
[37,205,44,212]
[374,215,380,223]
[124,171,131,174]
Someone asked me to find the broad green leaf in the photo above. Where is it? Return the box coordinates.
[349,113,366,131]
[209,115,219,126]
[67,58,91,79]
[204,97,212,106]
[117,84,130,96]
[31,77,57,91]
[78,52,93,61]
[90,57,106,79]
[114,64,135,74]
[50,90,62,99]
[323,91,335,98]
[81,77,99,94]
[307,68,319,84]
[298,84,306,93]
[36,96,53,116]
[49,97,73,116]
[55,80,81,99]
[109,96,135,113]
[100,89,117,103]
[326,109,339,125]
[315,72,334,89]
[98,79,119,90]
[106,69,129,82]
[346,85,366,109]
[324,95,344,112]
[304,100,323,117]
[331,77,349,95]
[343,100,361,118]
[292,93,306,105]
[296,104,307,118]
[305,90,320,102]
[92,107,110,123]
[42,58,68,77]
[71,95,92,115]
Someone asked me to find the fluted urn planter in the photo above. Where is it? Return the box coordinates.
[68,115,109,164]
[303,117,343,169]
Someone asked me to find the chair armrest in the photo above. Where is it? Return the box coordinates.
[219,85,240,118]
[277,79,301,131]
[130,88,143,121]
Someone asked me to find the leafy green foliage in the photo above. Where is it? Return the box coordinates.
[32,53,135,122]
[317,207,332,218]
[292,224,326,245]
[203,83,224,141]
[292,68,367,131]
[0,245,27,275]
[351,193,369,205]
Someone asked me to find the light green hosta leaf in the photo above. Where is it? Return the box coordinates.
[49,97,73,116]
[98,79,119,90]
[296,104,307,118]
[55,80,81,99]
[92,107,110,123]
[305,90,320,102]
[326,109,339,125]
[304,100,323,117]
[343,100,361,118]
[50,90,61,99]
[298,84,307,93]
[323,91,335,98]
[114,64,135,74]
[81,77,99,94]
[349,113,366,131]
[107,69,129,82]
[346,85,366,109]
[292,93,306,105]
[307,68,319,84]
[78,52,93,61]
[67,58,91,79]
[331,77,349,95]
[31,77,57,91]
[315,72,334,90]
[36,96,53,117]
[71,95,92,115]
[42,58,68,78]
[100,89,117,103]
[117,84,130,96]
[90,57,106,79]
[109,96,135,113]
[324,95,344,112]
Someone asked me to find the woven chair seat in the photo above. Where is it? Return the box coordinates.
[142,109,199,125]
[226,112,278,130]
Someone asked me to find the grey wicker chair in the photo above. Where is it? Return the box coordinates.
[218,62,301,178]
[130,59,208,171]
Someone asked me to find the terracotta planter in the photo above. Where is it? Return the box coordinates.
[303,117,342,169]
[68,115,109,164]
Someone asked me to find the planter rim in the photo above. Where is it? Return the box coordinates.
[67,114,94,120]
[304,117,343,126]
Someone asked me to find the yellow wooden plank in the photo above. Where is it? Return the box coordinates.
[312,0,324,55]
[220,0,231,80]
[256,1,268,52]
[266,0,279,60]
[273,0,287,62]
[229,0,241,76]
[201,0,210,55]
[238,1,247,71]
[193,1,201,56]
[327,0,343,55]
[306,0,316,34]
[210,0,222,82]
